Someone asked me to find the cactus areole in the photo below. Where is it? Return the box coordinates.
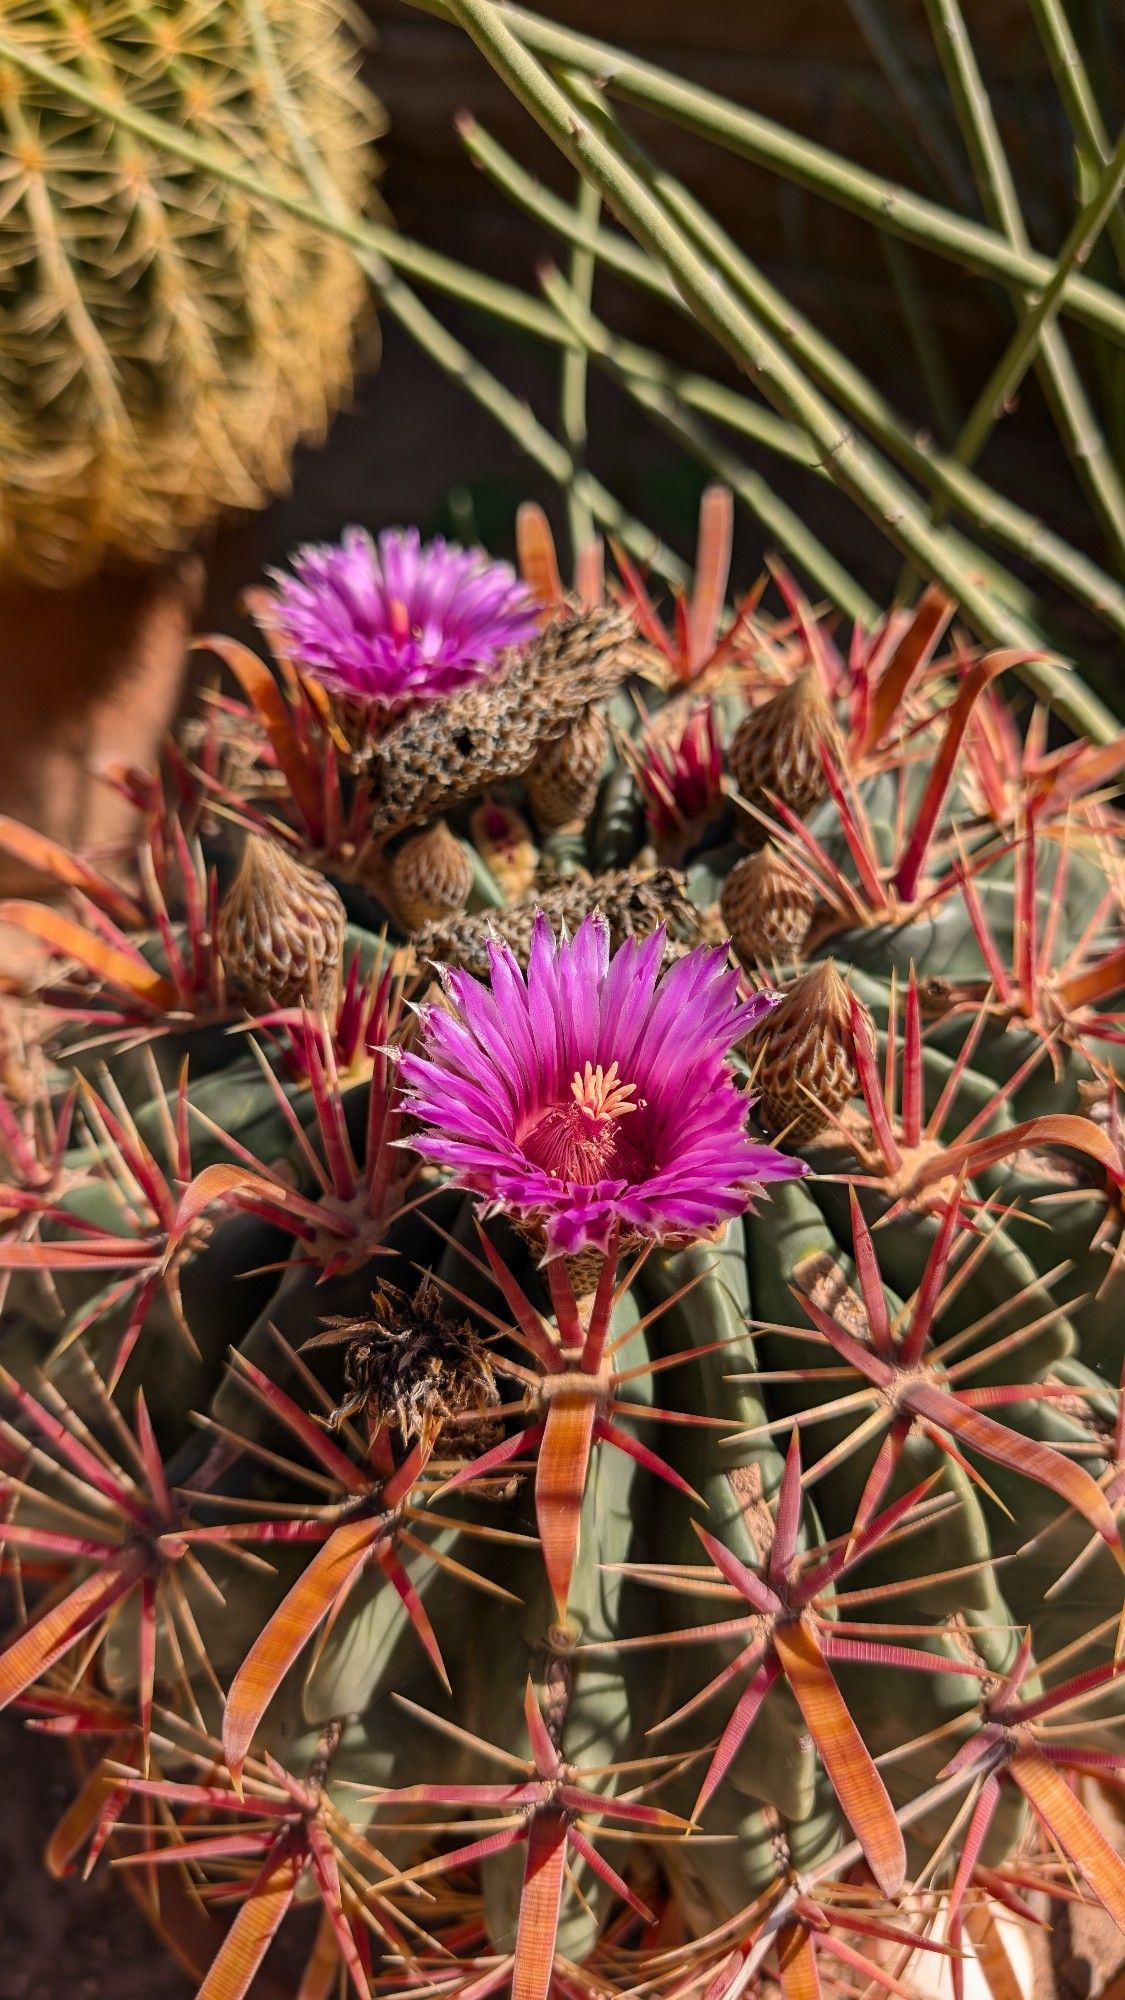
[2,506,1125,2000]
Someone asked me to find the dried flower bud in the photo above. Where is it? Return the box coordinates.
[218,834,346,1015]
[526,704,609,830]
[729,669,840,840]
[746,960,873,1145]
[468,799,538,899]
[390,820,474,932]
[721,845,814,965]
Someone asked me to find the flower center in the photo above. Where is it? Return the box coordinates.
[387,597,413,644]
[522,1062,640,1184]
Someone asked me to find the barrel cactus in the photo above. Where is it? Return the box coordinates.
[0,0,376,585]
[2,497,1125,2000]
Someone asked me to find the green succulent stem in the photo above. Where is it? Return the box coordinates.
[880,237,962,449]
[559,174,601,560]
[1026,0,1125,276]
[920,0,1125,569]
[841,0,972,208]
[557,67,1041,628]
[951,128,1125,482]
[441,0,1117,739]
[402,0,1125,351]
[541,264,879,625]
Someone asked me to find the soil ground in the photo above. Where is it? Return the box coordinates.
[0,1716,192,2000]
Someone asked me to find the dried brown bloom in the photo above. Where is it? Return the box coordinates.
[365,606,637,839]
[303,1275,499,1457]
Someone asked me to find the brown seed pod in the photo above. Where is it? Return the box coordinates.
[416,866,703,981]
[526,705,609,830]
[746,960,874,1145]
[729,669,841,840]
[217,833,346,1015]
[389,820,474,932]
[720,845,814,965]
[366,605,637,840]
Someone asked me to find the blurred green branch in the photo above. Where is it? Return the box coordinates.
[405,0,1125,349]
[440,0,1120,739]
[457,115,1125,650]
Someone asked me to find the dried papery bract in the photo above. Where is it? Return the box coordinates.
[366,606,639,840]
[730,670,842,839]
[746,960,873,1143]
[415,864,701,980]
[722,845,815,966]
[526,705,610,830]
[217,832,347,1015]
[388,820,474,931]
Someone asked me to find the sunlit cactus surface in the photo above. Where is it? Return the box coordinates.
[0,0,376,584]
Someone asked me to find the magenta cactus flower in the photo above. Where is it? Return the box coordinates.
[268,525,539,713]
[399,913,807,1257]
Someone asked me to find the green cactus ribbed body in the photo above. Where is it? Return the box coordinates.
[0,0,376,584]
[2,550,1125,1999]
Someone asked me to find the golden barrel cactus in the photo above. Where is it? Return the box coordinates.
[0,0,378,584]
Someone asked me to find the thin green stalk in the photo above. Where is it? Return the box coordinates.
[881,237,961,448]
[597,343,818,473]
[439,0,1118,740]
[953,129,1125,475]
[540,265,879,626]
[921,0,1125,568]
[460,113,1125,647]
[559,175,601,560]
[842,0,972,207]
[363,278,690,585]
[560,63,1043,625]
[400,0,1125,350]
[561,64,1043,623]
[242,0,688,590]
[1026,0,1125,275]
